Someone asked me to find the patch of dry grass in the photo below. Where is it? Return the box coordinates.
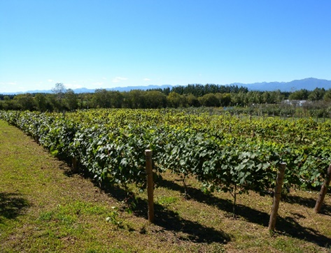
[0,119,330,252]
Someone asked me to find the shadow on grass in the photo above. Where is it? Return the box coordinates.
[0,192,30,223]
[283,195,331,215]
[61,164,330,247]
[157,178,331,248]
[101,183,231,244]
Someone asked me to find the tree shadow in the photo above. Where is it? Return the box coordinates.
[0,192,30,223]
[283,195,331,215]
[157,178,331,248]
[101,184,231,244]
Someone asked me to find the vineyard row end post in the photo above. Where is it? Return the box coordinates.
[145,149,154,223]
[268,162,286,233]
[314,163,331,213]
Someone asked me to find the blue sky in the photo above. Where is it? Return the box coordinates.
[1,0,331,93]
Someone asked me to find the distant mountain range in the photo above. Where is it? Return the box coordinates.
[237,78,331,92]
[72,84,173,94]
[2,78,331,95]
[3,85,173,95]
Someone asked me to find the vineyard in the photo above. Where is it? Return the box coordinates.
[1,109,330,187]
[0,109,331,251]
[0,109,330,221]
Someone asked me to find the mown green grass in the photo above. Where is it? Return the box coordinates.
[0,119,331,252]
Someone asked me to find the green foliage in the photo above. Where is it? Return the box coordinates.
[0,109,330,198]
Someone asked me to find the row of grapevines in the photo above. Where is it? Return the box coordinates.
[1,111,152,188]
[0,109,330,196]
[66,109,331,192]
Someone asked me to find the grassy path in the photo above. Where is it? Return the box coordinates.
[0,120,150,252]
[1,119,331,252]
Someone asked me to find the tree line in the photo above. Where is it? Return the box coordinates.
[1,83,331,112]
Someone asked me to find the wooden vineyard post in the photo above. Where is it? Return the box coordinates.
[145,149,154,223]
[314,163,331,213]
[268,162,286,232]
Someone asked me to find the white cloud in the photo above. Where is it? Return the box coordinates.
[143,78,151,81]
[48,79,53,82]
[65,83,84,89]
[92,82,104,86]
[0,82,18,93]
[112,77,128,83]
